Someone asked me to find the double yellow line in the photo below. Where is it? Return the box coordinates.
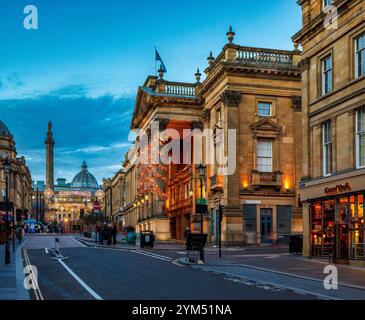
[23,249,44,300]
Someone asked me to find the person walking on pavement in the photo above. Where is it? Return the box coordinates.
[112,224,117,246]
[106,223,113,246]
[184,227,191,250]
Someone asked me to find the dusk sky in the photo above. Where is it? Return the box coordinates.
[0,0,301,184]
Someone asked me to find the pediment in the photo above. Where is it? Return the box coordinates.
[250,118,283,137]
[131,87,154,129]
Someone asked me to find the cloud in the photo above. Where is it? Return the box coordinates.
[0,73,25,89]
[59,142,131,155]
[48,84,89,98]
[0,86,135,183]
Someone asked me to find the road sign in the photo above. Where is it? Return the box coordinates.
[196,199,208,205]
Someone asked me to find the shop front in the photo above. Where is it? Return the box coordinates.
[301,170,365,264]
[310,193,364,263]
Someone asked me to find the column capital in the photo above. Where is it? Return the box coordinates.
[220,90,242,108]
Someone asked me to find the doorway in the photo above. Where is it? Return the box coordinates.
[261,208,273,243]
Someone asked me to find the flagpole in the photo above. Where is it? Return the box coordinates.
[154,47,157,77]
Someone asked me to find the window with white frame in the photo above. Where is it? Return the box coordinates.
[258,102,272,117]
[257,140,273,173]
[355,33,365,78]
[322,55,332,95]
[323,0,333,9]
[356,107,365,168]
[323,121,333,176]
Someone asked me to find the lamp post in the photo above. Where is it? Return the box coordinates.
[36,187,39,232]
[3,157,11,264]
[197,164,207,234]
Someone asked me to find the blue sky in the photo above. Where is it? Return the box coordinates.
[0,0,301,183]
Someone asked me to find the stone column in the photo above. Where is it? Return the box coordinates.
[220,90,244,245]
[45,121,55,190]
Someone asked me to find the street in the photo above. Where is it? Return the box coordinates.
[22,235,323,300]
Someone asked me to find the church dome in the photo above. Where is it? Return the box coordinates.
[71,161,99,191]
[0,120,12,138]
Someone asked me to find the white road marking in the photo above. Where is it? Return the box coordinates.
[57,259,103,300]
[132,250,172,262]
[23,249,44,300]
[45,248,49,254]
[71,236,87,247]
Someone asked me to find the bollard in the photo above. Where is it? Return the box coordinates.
[5,241,10,264]
[55,238,61,258]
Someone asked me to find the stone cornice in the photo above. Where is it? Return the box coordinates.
[292,0,359,45]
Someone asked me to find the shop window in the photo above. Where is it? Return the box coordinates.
[356,107,365,168]
[358,195,364,223]
[243,205,257,233]
[277,205,291,235]
[339,198,350,224]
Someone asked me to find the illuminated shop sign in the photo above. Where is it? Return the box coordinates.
[325,183,351,195]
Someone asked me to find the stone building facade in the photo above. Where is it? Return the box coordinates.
[102,169,126,223]
[121,73,202,241]
[120,28,304,245]
[0,120,33,220]
[200,30,303,245]
[293,0,365,263]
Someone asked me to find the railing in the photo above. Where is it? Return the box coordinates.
[210,175,223,190]
[164,82,197,96]
[252,170,282,189]
[236,47,294,66]
[260,172,277,182]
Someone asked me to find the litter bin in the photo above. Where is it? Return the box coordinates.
[140,231,155,248]
[289,234,303,255]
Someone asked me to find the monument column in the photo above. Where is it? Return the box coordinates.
[45,121,55,190]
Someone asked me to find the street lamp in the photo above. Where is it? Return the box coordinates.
[196,164,207,234]
[3,157,11,264]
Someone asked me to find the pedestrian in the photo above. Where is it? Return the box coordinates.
[184,227,191,250]
[106,224,113,246]
[100,223,107,245]
[17,227,23,244]
[112,224,117,246]
[96,223,101,244]
[184,227,191,241]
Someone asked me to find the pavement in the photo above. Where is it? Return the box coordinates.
[0,240,29,300]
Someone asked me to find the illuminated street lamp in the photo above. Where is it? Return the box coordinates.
[196,164,207,234]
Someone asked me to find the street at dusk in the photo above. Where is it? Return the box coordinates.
[1,1,365,316]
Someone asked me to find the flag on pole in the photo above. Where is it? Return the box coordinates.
[155,48,167,73]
